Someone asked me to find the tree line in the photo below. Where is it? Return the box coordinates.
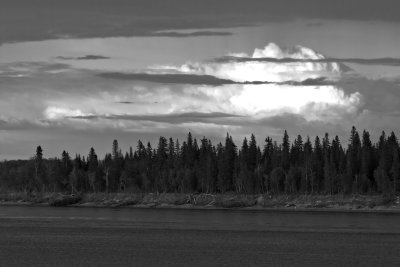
[0,126,399,196]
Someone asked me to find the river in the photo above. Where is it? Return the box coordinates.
[0,206,399,266]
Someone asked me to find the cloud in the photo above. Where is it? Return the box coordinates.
[143,43,361,122]
[97,72,239,85]
[250,43,326,59]
[149,31,233,37]
[0,117,66,131]
[98,72,334,86]
[3,40,400,159]
[116,101,160,104]
[164,43,343,83]
[337,76,400,114]
[69,111,242,124]
[251,113,348,137]
[215,56,400,67]
[338,58,400,66]
[2,0,400,44]
[228,84,362,120]
[283,77,333,86]
[0,61,71,77]
[0,118,39,131]
[56,55,110,60]
[44,107,90,120]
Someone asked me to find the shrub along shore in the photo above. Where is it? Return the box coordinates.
[0,192,399,211]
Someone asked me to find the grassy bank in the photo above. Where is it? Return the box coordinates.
[0,191,399,211]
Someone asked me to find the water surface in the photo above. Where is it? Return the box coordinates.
[0,206,399,266]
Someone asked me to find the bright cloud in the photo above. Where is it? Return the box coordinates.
[149,43,361,121]
[174,43,342,82]
[229,84,362,119]
[251,43,325,59]
[44,107,89,120]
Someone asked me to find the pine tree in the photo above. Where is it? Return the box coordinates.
[391,148,400,194]
[303,137,313,193]
[60,151,73,192]
[88,148,98,192]
[312,136,323,193]
[388,132,399,194]
[374,131,391,196]
[262,137,274,193]
[292,134,303,167]
[112,139,119,160]
[346,126,362,193]
[238,137,252,193]
[217,134,237,192]
[248,134,258,171]
[34,146,46,191]
[331,136,344,193]
[129,146,134,160]
[322,133,332,193]
[281,130,290,172]
[360,130,374,192]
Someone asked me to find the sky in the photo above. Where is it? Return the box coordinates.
[1,0,400,159]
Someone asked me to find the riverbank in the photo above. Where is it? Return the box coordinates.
[0,192,399,211]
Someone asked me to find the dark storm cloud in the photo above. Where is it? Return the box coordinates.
[149,31,233,37]
[337,58,400,66]
[214,56,400,67]
[98,72,331,86]
[2,0,400,43]
[282,77,334,86]
[97,72,239,85]
[56,55,110,60]
[70,112,242,124]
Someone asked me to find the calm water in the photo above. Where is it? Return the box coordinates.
[0,206,399,266]
[0,206,399,233]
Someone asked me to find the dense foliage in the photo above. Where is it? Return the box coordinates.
[1,127,399,196]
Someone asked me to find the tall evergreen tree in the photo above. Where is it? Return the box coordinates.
[374,131,391,196]
[281,130,290,172]
[303,137,313,193]
[87,148,99,192]
[217,134,237,192]
[112,139,119,160]
[33,146,46,191]
[346,126,362,193]
[312,136,323,193]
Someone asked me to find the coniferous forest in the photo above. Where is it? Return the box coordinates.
[1,126,399,197]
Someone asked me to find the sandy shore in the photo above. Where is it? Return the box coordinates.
[0,192,399,212]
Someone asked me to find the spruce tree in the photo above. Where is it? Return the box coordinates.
[34,146,46,191]
[312,136,323,193]
[281,130,290,172]
[302,137,312,193]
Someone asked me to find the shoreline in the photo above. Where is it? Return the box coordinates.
[0,192,399,213]
[1,202,400,215]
